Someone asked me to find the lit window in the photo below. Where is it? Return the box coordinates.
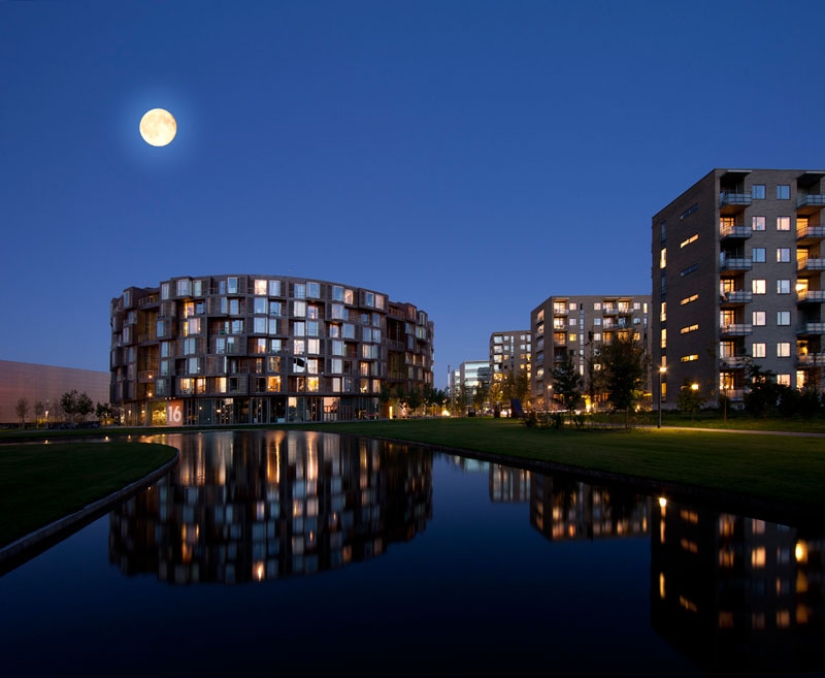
[751,546,766,567]
[752,215,765,230]
[777,342,791,357]
[752,279,766,295]
[776,216,790,231]
[752,342,766,358]
[680,234,698,248]
[660,248,667,269]
[680,294,698,306]
[753,311,766,326]
[680,324,699,334]
[680,354,698,362]
[776,374,791,387]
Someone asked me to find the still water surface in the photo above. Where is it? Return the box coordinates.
[0,430,822,677]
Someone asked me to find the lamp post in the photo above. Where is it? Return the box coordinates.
[657,366,666,428]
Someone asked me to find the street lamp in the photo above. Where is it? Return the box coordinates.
[657,366,666,428]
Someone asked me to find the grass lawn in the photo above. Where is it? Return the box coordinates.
[0,441,177,548]
[293,418,825,512]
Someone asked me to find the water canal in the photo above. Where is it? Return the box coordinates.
[0,430,822,677]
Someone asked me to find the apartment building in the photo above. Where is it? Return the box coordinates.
[530,294,651,410]
[449,360,491,396]
[110,274,434,426]
[489,330,531,384]
[652,169,825,407]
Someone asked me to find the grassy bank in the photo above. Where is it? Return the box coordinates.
[295,418,825,511]
[0,441,177,548]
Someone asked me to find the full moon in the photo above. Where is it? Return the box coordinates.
[139,108,177,147]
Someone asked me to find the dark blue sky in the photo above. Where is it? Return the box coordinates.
[2,1,823,388]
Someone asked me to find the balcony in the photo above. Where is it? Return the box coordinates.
[719,356,749,369]
[797,224,825,243]
[720,323,753,337]
[798,323,825,336]
[602,306,618,316]
[797,193,825,215]
[719,224,752,240]
[719,191,752,214]
[797,289,825,304]
[797,257,825,273]
[720,257,752,272]
[720,290,752,306]
[797,352,825,367]
[722,388,745,402]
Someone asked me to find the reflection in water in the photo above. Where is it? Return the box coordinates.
[650,498,825,675]
[110,430,432,584]
[489,464,531,502]
[486,461,825,675]
[529,475,650,541]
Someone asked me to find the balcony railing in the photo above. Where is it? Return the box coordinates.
[797,225,825,241]
[719,225,752,239]
[798,323,825,335]
[719,192,752,209]
[798,257,825,272]
[797,289,825,303]
[722,388,745,402]
[720,323,753,336]
[797,352,825,366]
[721,290,753,304]
[719,356,749,369]
[797,194,825,211]
[720,257,752,271]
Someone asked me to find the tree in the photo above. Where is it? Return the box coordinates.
[76,392,94,421]
[503,367,531,413]
[60,390,94,425]
[34,400,45,428]
[422,386,447,417]
[584,331,605,412]
[552,349,583,425]
[599,333,650,428]
[452,380,470,417]
[677,379,702,420]
[472,381,489,413]
[60,390,78,424]
[488,381,504,417]
[15,397,29,427]
[96,402,116,426]
[743,363,780,418]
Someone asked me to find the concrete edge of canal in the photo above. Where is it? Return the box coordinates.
[0,450,180,576]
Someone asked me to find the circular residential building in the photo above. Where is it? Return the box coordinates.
[110,275,434,426]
